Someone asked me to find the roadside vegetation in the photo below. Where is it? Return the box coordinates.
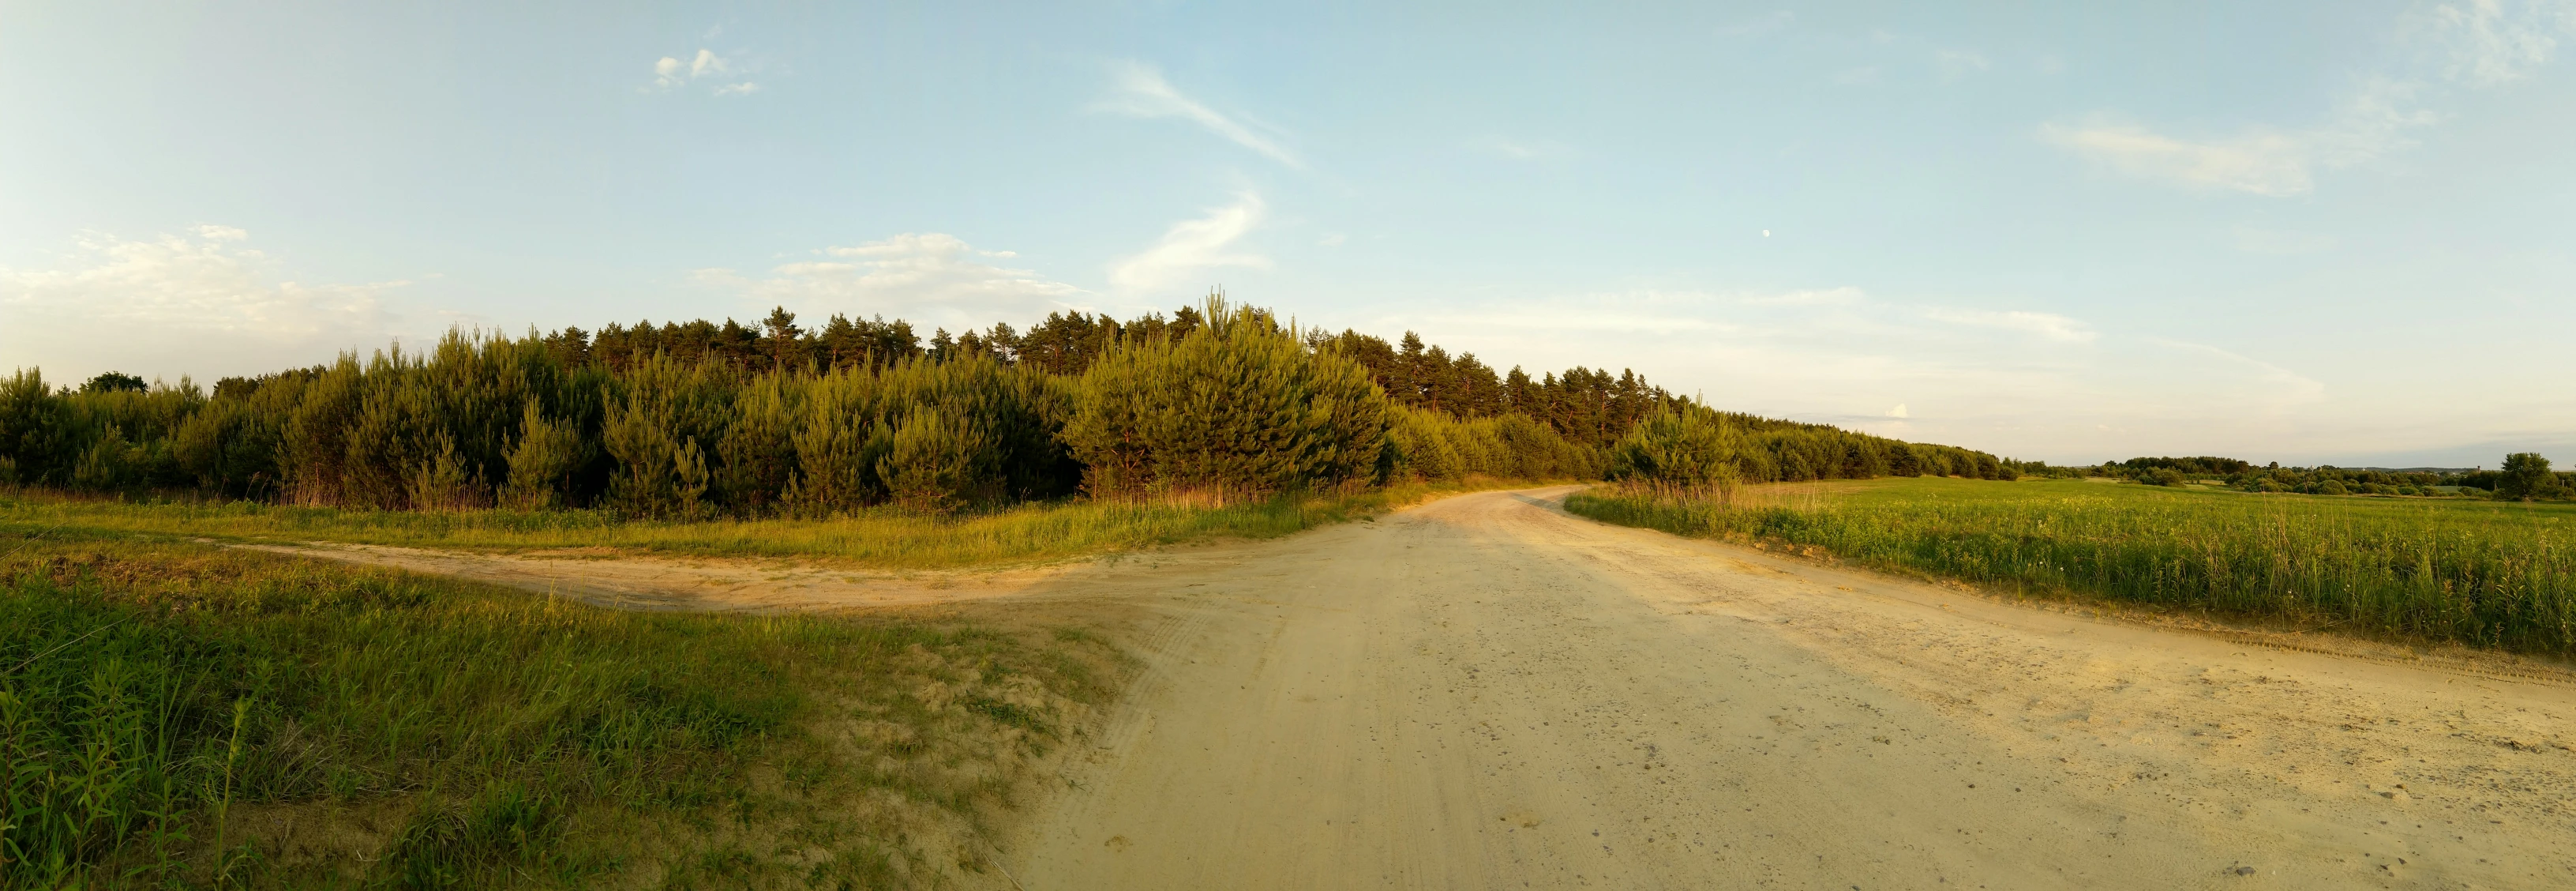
[1569,474,2576,656]
[2008,452,2576,500]
[1,529,1120,888]
[0,299,2019,885]
[0,296,1997,521]
[0,479,1480,570]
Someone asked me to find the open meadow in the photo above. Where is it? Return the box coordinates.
[1567,476,2576,656]
[0,524,1133,889]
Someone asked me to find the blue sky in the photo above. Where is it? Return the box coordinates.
[4,1,2571,467]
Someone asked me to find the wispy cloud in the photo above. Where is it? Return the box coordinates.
[2042,78,2435,196]
[1715,10,1794,37]
[1107,193,1272,295]
[2232,225,2338,254]
[693,233,1087,330]
[2039,120,2319,196]
[650,48,760,96]
[1096,62,1302,168]
[2149,338,2327,403]
[1,226,404,380]
[2420,0,2576,85]
[2043,2,2570,196]
[1934,48,1990,81]
[1741,287,1866,306]
[1353,286,2343,461]
[1921,307,2098,343]
[1468,136,1567,160]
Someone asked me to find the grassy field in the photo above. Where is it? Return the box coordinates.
[1566,477,2576,656]
[0,530,1123,889]
[0,481,1512,570]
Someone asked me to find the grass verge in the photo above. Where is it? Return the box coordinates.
[0,479,1533,570]
[1566,477,2576,656]
[1,530,1123,889]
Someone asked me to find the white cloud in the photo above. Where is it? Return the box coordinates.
[1106,193,1272,295]
[2420,0,2576,85]
[688,48,726,78]
[2149,338,2327,403]
[2039,120,2321,197]
[1715,10,1794,37]
[1469,136,1567,160]
[0,227,403,381]
[693,233,1089,331]
[1350,286,2348,461]
[2040,81,2436,197]
[1921,307,2098,343]
[1317,232,1348,247]
[651,47,760,96]
[1934,49,1990,80]
[1742,287,1865,306]
[1096,61,1302,168]
[2233,225,2338,254]
[2043,2,2567,196]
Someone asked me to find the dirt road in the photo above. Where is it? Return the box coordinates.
[266,487,2576,888]
[1006,487,2576,889]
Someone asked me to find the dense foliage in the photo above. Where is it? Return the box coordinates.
[1063,305,1386,498]
[0,296,2008,514]
[1601,404,2008,496]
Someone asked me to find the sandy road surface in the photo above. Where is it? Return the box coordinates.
[1005,487,2576,889]
[249,489,2576,888]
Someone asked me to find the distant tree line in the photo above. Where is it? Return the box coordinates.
[0,297,2010,515]
[2004,454,2574,500]
[1600,403,2008,499]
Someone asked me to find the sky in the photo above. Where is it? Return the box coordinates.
[3,1,2572,468]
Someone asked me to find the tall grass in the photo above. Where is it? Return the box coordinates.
[0,532,1119,888]
[1567,477,2576,655]
[0,481,1483,570]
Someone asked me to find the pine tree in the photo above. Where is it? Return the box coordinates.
[763,306,804,371]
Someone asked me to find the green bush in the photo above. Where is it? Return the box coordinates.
[1605,405,1740,494]
[1063,298,1387,498]
[1382,406,1597,483]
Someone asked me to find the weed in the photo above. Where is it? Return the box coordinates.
[0,532,1124,888]
[1569,477,2576,655]
[0,479,1513,570]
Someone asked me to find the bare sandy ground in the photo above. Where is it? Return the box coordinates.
[1005,488,2576,889]
[250,488,2576,888]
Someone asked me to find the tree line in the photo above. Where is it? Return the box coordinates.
[2005,455,2574,500]
[0,298,2011,515]
[1598,402,2008,499]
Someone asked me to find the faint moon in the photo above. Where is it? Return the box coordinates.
[1763,230,1771,237]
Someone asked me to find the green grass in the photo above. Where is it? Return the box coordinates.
[1566,476,2576,656]
[0,481,1495,570]
[0,531,1123,889]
